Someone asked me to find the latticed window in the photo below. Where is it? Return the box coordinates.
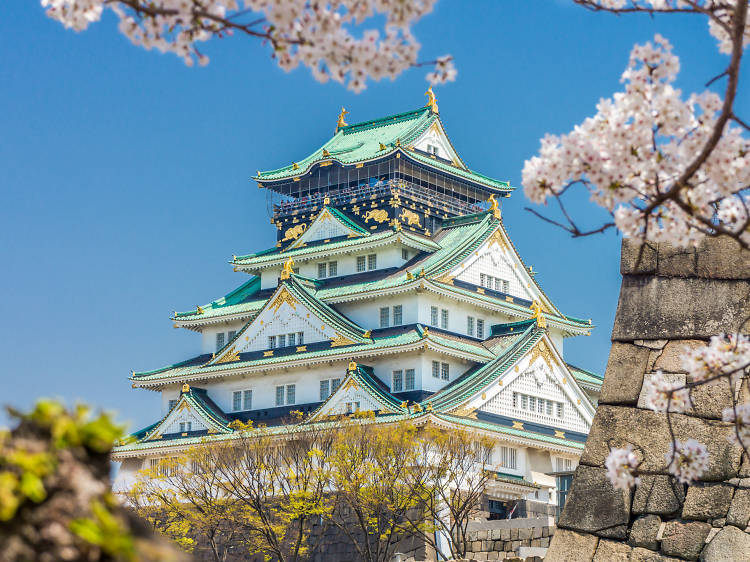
[356,256,366,272]
[318,263,327,278]
[502,279,510,293]
[298,332,304,344]
[286,384,296,405]
[557,403,564,418]
[499,446,517,469]
[477,319,485,339]
[276,386,285,406]
[441,362,449,381]
[380,307,390,328]
[168,399,177,410]
[405,369,415,391]
[402,249,409,260]
[233,391,242,411]
[432,361,440,378]
[430,306,438,326]
[440,309,449,329]
[228,330,236,341]
[216,332,225,350]
[393,305,403,326]
[288,333,296,346]
[268,336,276,349]
[328,261,337,276]
[367,254,377,270]
[392,370,403,392]
[320,380,330,401]
[243,390,252,410]
[467,316,475,336]
[278,334,286,348]
[331,378,341,392]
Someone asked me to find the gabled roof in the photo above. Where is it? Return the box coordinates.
[254,107,511,192]
[285,206,370,251]
[137,385,233,443]
[209,275,370,365]
[306,362,407,422]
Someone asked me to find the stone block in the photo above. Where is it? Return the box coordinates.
[501,528,510,541]
[581,406,742,481]
[682,484,734,520]
[592,539,631,561]
[637,372,686,410]
[621,239,658,275]
[651,340,705,373]
[688,375,736,420]
[540,537,549,547]
[510,528,518,540]
[557,466,630,539]
[660,520,711,560]
[490,529,502,540]
[531,526,542,539]
[629,515,662,550]
[632,475,684,516]
[656,244,697,278]
[695,235,750,280]
[630,547,683,562]
[544,529,599,562]
[487,552,499,560]
[518,527,532,541]
[727,483,750,529]
[612,276,750,341]
[699,525,750,561]
[599,343,651,405]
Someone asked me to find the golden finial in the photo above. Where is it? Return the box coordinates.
[422,326,429,338]
[196,305,204,314]
[426,402,433,412]
[406,271,414,280]
[488,194,500,219]
[348,361,357,372]
[379,142,387,151]
[292,162,299,170]
[181,383,190,394]
[413,403,423,413]
[336,107,349,131]
[324,196,330,205]
[418,268,425,277]
[425,86,438,114]
[401,400,409,409]
[395,138,401,147]
[280,257,295,280]
[322,149,331,158]
[530,300,547,329]
[363,330,371,338]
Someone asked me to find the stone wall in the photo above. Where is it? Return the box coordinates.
[461,519,555,561]
[546,238,750,562]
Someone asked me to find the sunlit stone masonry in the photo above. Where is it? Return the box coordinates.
[112,93,601,520]
[546,238,750,562]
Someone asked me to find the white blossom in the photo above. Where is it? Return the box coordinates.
[522,33,750,246]
[682,333,750,384]
[41,0,455,91]
[722,403,750,447]
[605,444,640,490]
[665,439,709,484]
[641,371,692,413]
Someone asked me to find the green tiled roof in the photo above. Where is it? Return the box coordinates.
[174,276,264,321]
[567,363,603,387]
[140,387,232,443]
[254,107,511,191]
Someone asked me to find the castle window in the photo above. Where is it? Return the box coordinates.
[268,336,276,349]
[286,384,296,405]
[275,386,285,406]
[216,332,225,351]
[392,370,403,392]
[233,391,242,411]
[298,332,304,345]
[288,333,296,346]
[432,361,440,378]
[502,279,510,293]
[345,401,361,414]
[402,249,409,261]
[278,334,286,348]
[179,421,192,433]
[380,307,390,328]
[320,380,330,401]
[546,400,553,416]
[228,330,236,341]
[243,390,252,410]
[477,319,485,339]
[356,256,366,272]
[168,399,177,410]
[441,363,449,381]
[475,443,493,464]
[367,254,377,270]
[332,378,341,392]
[393,305,403,326]
[430,306,438,326]
[467,316,475,336]
[440,309,449,330]
[557,403,564,418]
[318,263,327,278]
[499,446,517,469]
[328,261,337,276]
[405,369,415,391]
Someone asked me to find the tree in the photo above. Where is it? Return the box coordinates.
[212,418,334,562]
[324,414,433,562]
[403,426,493,561]
[39,0,456,91]
[127,443,244,562]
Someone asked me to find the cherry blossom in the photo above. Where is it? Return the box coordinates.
[641,371,692,413]
[682,333,750,384]
[523,33,750,246]
[665,439,709,484]
[722,404,750,447]
[40,0,456,91]
[605,445,640,490]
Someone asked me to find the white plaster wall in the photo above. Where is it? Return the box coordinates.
[200,321,247,354]
[419,352,470,394]
[336,294,418,329]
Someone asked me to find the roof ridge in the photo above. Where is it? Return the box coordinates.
[339,107,430,133]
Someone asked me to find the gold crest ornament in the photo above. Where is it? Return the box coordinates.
[425,86,438,114]
[530,300,547,328]
[280,257,296,280]
[362,209,389,223]
[488,194,501,219]
[399,209,422,227]
[282,223,307,241]
[181,383,190,393]
[336,107,349,131]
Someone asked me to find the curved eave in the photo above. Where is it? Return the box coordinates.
[254,148,512,195]
[130,331,494,389]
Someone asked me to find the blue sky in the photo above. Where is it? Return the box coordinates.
[1,1,746,431]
